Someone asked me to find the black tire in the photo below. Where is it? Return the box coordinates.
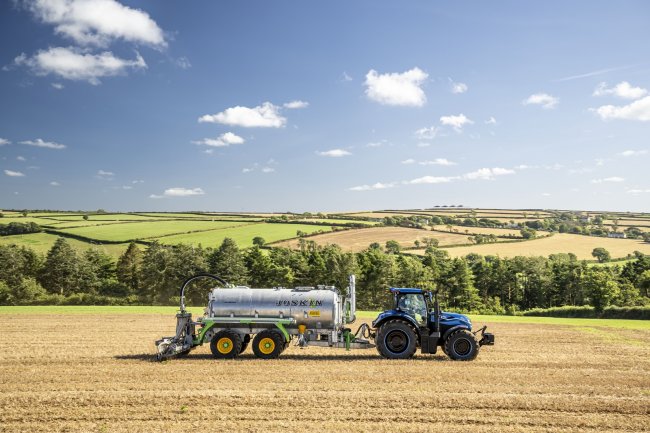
[252,330,284,359]
[210,330,242,359]
[376,320,418,359]
[444,329,479,361]
[239,334,251,354]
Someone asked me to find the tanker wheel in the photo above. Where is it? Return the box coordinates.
[444,329,479,361]
[210,330,242,359]
[239,334,251,354]
[252,330,284,359]
[376,320,418,359]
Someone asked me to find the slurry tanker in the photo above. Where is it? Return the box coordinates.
[156,274,494,361]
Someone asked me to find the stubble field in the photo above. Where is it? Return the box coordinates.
[0,308,648,433]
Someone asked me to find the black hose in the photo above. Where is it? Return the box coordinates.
[179,273,229,312]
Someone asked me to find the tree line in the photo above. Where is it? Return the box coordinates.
[0,237,649,314]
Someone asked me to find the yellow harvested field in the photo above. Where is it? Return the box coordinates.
[411,233,650,259]
[275,227,473,251]
[432,225,522,237]
[0,312,647,433]
[606,218,650,227]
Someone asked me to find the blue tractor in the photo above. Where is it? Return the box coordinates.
[372,288,494,360]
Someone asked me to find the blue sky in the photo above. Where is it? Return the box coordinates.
[1,1,649,212]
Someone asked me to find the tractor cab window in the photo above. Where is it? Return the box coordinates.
[397,293,427,325]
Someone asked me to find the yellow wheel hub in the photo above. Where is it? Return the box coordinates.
[259,337,275,355]
[217,337,234,354]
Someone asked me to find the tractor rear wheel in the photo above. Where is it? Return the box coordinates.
[210,330,242,359]
[252,330,284,359]
[444,329,479,361]
[376,320,418,359]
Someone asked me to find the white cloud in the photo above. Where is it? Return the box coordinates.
[283,100,309,109]
[51,82,64,89]
[523,93,559,109]
[4,170,25,177]
[515,164,532,170]
[366,141,384,147]
[593,81,647,99]
[15,47,146,85]
[261,167,275,173]
[463,167,515,180]
[199,102,286,128]
[592,96,650,122]
[164,187,204,196]
[176,57,191,69]
[317,149,351,157]
[626,189,650,194]
[451,81,468,94]
[27,0,166,47]
[121,185,132,190]
[414,126,438,140]
[408,176,455,185]
[17,156,27,161]
[485,116,497,125]
[193,132,245,147]
[341,72,353,82]
[20,138,66,149]
[364,67,428,107]
[50,181,60,186]
[440,114,473,132]
[0,138,10,146]
[591,177,624,184]
[96,169,114,179]
[403,158,456,166]
[620,149,648,157]
[416,142,431,148]
[349,182,396,191]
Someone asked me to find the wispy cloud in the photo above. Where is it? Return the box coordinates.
[440,114,473,132]
[150,187,205,198]
[20,138,66,149]
[349,182,397,191]
[341,71,353,82]
[485,116,497,125]
[193,132,245,147]
[283,100,309,109]
[523,93,559,109]
[450,81,468,94]
[414,126,438,140]
[199,102,286,128]
[402,158,456,166]
[96,169,114,180]
[591,177,624,184]
[620,149,648,157]
[364,67,428,107]
[0,138,10,146]
[4,170,25,177]
[51,82,64,89]
[50,181,60,186]
[554,65,631,82]
[317,149,351,157]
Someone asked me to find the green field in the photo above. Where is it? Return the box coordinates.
[55,220,254,242]
[156,223,336,247]
[1,306,646,329]
[50,213,165,221]
[0,232,129,256]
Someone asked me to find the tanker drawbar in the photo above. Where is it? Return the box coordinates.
[155,274,494,361]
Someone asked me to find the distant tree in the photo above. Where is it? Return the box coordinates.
[83,214,89,221]
[368,242,382,250]
[208,238,248,285]
[39,238,78,296]
[385,240,401,254]
[446,224,453,232]
[117,242,142,293]
[591,247,611,263]
[643,233,650,243]
[582,268,620,313]
[252,236,266,247]
[296,230,307,237]
[520,228,537,239]
[22,211,28,217]
[423,237,439,249]
[414,240,421,248]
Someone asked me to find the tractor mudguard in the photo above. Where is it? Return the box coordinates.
[441,325,470,342]
[373,310,421,337]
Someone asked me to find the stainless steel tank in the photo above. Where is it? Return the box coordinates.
[207,287,341,329]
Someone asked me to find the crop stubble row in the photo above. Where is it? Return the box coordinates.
[0,314,648,432]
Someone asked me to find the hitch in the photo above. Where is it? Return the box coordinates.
[473,325,495,346]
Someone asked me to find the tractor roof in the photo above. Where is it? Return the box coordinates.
[389,288,424,294]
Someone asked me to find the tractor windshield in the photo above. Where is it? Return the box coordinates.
[397,293,427,325]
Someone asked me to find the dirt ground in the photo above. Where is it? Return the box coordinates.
[1,313,649,433]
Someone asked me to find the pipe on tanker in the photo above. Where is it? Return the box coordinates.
[348,274,356,323]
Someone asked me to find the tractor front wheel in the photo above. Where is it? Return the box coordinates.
[376,320,418,359]
[444,330,479,361]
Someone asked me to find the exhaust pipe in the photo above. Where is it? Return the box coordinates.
[347,274,356,323]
